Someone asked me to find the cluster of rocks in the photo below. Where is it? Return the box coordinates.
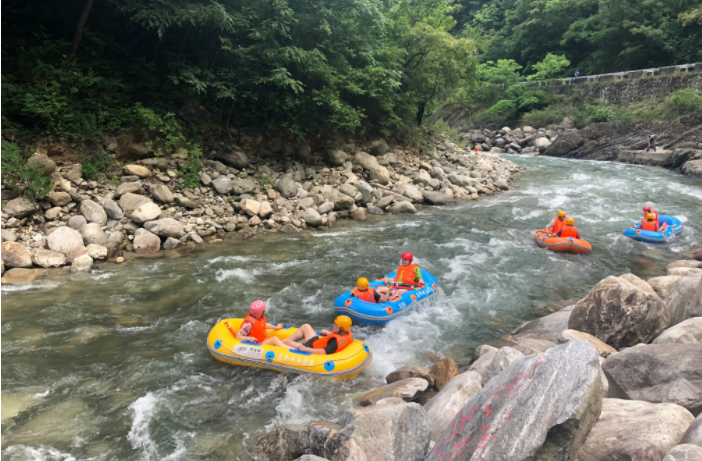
[459,124,576,156]
[254,260,702,461]
[1,138,521,284]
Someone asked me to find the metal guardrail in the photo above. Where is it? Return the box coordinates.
[488,62,702,89]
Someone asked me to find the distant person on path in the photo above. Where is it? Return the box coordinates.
[645,134,657,152]
[546,210,567,235]
[574,69,580,77]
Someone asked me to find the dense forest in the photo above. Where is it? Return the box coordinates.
[1,0,700,141]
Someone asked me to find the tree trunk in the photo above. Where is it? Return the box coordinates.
[69,0,94,59]
[416,102,426,126]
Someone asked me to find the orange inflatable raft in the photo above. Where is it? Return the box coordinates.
[534,230,592,254]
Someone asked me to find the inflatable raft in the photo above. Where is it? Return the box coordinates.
[207,319,372,379]
[622,215,684,243]
[334,269,441,325]
[534,230,592,254]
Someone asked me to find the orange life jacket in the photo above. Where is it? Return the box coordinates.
[552,218,565,234]
[641,220,659,231]
[312,331,353,354]
[560,225,579,238]
[643,211,659,222]
[352,287,377,303]
[241,314,267,343]
[395,264,419,285]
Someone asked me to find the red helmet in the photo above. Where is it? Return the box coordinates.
[401,252,413,261]
[643,206,651,212]
[249,300,266,318]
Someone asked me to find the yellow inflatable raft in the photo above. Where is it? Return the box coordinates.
[207,319,373,379]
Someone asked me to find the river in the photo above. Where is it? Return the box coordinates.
[2,156,701,460]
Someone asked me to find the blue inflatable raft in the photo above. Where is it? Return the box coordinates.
[334,269,441,325]
[622,215,684,243]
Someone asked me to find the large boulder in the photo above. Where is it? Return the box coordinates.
[423,191,454,205]
[602,343,702,414]
[46,227,84,256]
[430,357,459,391]
[654,318,702,344]
[356,378,428,406]
[231,178,257,195]
[354,152,379,171]
[543,131,585,157]
[216,149,249,168]
[401,185,424,203]
[102,200,123,220]
[386,365,435,388]
[1,242,33,268]
[390,201,416,214]
[47,191,72,207]
[578,399,694,461]
[31,249,66,268]
[650,275,685,299]
[303,208,323,227]
[123,164,151,178]
[369,139,390,156]
[240,199,260,217]
[682,413,702,446]
[426,341,603,461]
[481,346,524,384]
[85,244,107,260]
[119,193,152,216]
[354,180,373,203]
[369,166,390,185]
[663,444,702,461]
[666,277,702,327]
[256,401,429,461]
[70,254,93,273]
[143,218,184,238]
[424,371,482,442]
[568,274,669,348]
[3,197,35,218]
[276,174,298,199]
[133,229,161,254]
[211,176,233,195]
[115,181,142,198]
[79,200,107,226]
[326,149,348,166]
[80,223,108,245]
[27,153,56,175]
[131,202,162,224]
[558,329,617,357]
[150,184,174,203]
[1,267,48,285]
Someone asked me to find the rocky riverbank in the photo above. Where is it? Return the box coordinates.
[1,137,521,284]
[254,260,702,461]
[457,109,702,176]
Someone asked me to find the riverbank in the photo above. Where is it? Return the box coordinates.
[1,137,522,284]
[255,257,702,461]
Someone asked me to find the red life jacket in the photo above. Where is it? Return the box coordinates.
[560,225,579,238]
[352,287,377,303]
[552,218,565,234]
[241,314,267,343]
[312,331,353,354]
[395,264,419,285]
[641,220,659,231]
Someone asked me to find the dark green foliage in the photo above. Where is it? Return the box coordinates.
[668,88,702,116]
[1,141,53,200]
[80,150,114,180]
[179,143,204,189]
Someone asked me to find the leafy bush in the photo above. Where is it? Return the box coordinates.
[526,54,571,81]
[428,120,462,144]
[1,140,53,200]
[668,88,702,115]
[521,107,563,127]
[81,150,114,180]
[179,143,203,189]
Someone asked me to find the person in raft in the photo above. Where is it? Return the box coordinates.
[642,205,659,222]
[236,300,288,347]
[375,252,423,302]
[546,210,567,235]
[282,315,354,355]
[556,217,581,239]
[351,277,381,303]
[641,213,667,232]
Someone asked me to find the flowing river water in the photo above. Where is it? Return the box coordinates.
[2,156,701,460]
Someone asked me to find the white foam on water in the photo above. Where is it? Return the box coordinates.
[215,268,259,282]
[511,207,545,220]
[666,181,702,199]
[2,445,79,461]
[1,280,61,293]
[127,393,159,459]
[204,255,255,268]
[571,173,591,181]
[92,272,115,280]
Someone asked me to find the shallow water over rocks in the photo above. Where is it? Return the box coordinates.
[2,156,701,460]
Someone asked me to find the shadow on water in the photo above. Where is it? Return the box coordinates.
[2,155,701,460]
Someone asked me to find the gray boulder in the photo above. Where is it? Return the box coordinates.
[326,149,348,166]
[46,226,84,255]
[79,200,107,226]
[369,166,390,185]
[354,152,379,171]
[1,242,33,268]
[80,223,108,245]
[401,185,424,203]
[390,201,416,214]
[303,208,323,227]
[115,181,142,198]
[3,197,35,218]
[427,341,603,461]
[369,139,390,156]
[481,346,524,384]
[468,346,499,377]
[150,184,174,203]
[144,218,184,238]
[558,329,618,357]
[423,191,454,206]
[162,237,180,250]
[578,399,694,461]
[67,215,88,229]
[1,229,17,242]
[568,274,669,348]
[133,229,160,254]
[356,378,428,406]
[354,180,373,203]
[232,178,257,195]
[131,202,162,224]
[682,413,702,446]
[650,275,685,299]
[47,191,72,207]
[102,200,123,220]
[663,444,702,461]
[70,254,93,273]
[216,149,249,168]
[654,318,702,344]
[212,176,232,195]
[424,371,482,442]
[666,277,702,327]
[386,365,435,388]
[602,343,702,415]
[119,193,152,216]
[85,244,107,260]
[543,131,585,157]
[276,174,298,199]
[31,249,66,268]
[27,153,56,175]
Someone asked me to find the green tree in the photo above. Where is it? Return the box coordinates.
[526,53,571,80]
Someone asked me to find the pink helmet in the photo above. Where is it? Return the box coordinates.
[249,300,266,317]
[643,206,651,212]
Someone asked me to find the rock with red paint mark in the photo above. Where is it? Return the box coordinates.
[425,371,483,442]
[426,340,603,461]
